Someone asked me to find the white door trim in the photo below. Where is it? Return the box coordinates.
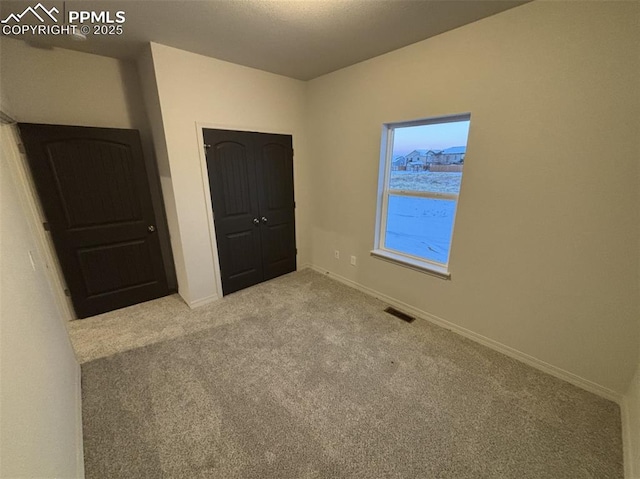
[1,122,75,322]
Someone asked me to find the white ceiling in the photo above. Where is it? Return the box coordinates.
[1,0,528,80]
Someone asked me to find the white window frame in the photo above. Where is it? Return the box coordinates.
[371,113,471,279]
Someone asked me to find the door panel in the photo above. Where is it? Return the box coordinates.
[262,143,290,210]
[19,123,169,318]
[77,240,156,296]
[215,141,254,217]
[255,134,296,281]
[204,130,263,295]
[46,139,143,228]
[204,129,296,294]
[261,222,295,277]
[224,230,261,280]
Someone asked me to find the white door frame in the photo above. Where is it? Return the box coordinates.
[1,121,75,321]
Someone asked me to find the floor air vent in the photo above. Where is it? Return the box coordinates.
[384,307,415,323]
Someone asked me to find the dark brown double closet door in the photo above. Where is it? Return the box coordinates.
[204,129,296,295]
[19,124,169,318]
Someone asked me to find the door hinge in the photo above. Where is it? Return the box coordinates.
[292,148,294,157]
[293,201,296,209]
[204,144,211,155]
[17,143,26,154]
[43,221,50,231]
[64,288,71,297]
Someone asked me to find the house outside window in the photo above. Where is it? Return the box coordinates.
[372,113,471,278]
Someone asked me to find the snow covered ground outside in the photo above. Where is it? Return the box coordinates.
[385,172,461,264]
[389,171,462,194]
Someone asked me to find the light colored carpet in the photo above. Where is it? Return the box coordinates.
[77,269,623,478]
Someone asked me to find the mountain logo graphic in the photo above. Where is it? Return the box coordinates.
[1,3,59,24]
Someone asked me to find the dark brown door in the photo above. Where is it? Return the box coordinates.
[254,133,296,281]
[19,123,169,318]
[204,129,296,295]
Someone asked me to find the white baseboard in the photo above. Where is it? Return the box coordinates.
[186,293,219,309]
[75,364,85,478]
[622,397,633,479]
[306,264,622,404]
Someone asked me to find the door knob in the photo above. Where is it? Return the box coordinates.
[253,218,259,225]
[261,216,268,223]
[148,225,156,232]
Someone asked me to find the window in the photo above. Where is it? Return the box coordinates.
[372,114,471,278]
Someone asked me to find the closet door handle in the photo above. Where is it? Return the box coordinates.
[253,218,260,225]
[261,216,268,223]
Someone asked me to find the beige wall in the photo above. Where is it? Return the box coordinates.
[136,45,184,296]
[306,1,640,395]
[0,124,83,478]
[144,43,309,305]
[0,37,139,128]
[0,36,177,292]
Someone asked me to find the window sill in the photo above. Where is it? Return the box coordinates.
[370,249,451,280]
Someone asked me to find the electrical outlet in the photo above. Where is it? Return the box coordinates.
[350,255,357,266]
[334,250,340,260]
